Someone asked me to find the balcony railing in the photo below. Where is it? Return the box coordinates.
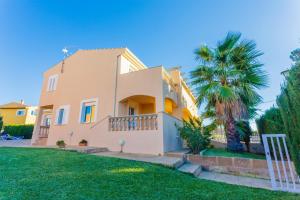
[39,126,50,138]
[109,114,158,131]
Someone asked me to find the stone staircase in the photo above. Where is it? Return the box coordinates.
[166,150,202,177]
[177,162,202,176]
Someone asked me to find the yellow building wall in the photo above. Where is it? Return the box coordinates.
[139,103,155,114]
[25,107,37,124]
[0,108,26,125]
[182,108,192,121]
[164,98,173,114]
[0,106,37,125]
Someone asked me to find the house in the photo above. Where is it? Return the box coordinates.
[0,101,37,125]
[31,48,198,155]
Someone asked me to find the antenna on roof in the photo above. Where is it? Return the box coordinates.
[60,46,79,74]
[62,47,69,58]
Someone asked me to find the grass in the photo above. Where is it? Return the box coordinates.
[203,148,266,160]
[0,148,298,200]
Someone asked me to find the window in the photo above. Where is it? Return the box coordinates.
[57,109,64,125]
[55,105,70,125]
[47,74,58,92]
[16,110,25,116]
[44,116,51,126]
[128,107,135,115]
[80,99,98,123]
[31,110,37,116]
[41,114,51,126]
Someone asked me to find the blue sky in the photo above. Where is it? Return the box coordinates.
[0,0,299,116]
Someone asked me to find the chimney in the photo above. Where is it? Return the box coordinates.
[20,100,24,105]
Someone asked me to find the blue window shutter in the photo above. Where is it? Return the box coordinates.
[81,104,86,123]
[58,109,64,125]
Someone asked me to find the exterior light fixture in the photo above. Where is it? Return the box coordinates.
[119,139,125,153]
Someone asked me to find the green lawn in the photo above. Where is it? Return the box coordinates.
[203,148,266,160]
[0,148,298,200]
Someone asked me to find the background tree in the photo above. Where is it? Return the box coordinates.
[191,32,268,152]
[255,107,285,138]
[290,48,300,63]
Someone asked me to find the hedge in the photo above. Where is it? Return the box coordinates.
[256,107,285,137]
[276,61,300,176]
[4,124,34,139]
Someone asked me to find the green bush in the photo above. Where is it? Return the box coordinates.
[56,140,66,148]
[256,107,285,136]
[176,118,211,154]
[276,60,300,175]
[236,120,252,152]
[4,124,34,139]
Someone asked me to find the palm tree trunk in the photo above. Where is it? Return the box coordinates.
[225,112,244,152]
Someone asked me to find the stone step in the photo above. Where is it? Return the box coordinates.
[173,158,185,169]
[178,163,202,176]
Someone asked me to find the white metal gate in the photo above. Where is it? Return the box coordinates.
[262,134,299,192]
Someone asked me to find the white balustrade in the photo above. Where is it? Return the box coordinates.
[109,114,158,131]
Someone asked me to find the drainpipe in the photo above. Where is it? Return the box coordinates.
[113,55,121,117]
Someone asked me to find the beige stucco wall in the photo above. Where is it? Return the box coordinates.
[34,49,123,146]
[32,48,197,155]
[117,67,164,115]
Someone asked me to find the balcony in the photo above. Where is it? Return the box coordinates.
[109,114,158,131]
[38,126,50,138]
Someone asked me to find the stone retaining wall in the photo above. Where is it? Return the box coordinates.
[187,154,295,179]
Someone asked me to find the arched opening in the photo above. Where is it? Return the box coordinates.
[164,98,177,116]
[182,108,193,121]
[118,95,156,116]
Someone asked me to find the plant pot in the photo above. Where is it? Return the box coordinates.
[79,143,87,146]
[58,144,65,148]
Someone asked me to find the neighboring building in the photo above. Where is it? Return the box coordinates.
[0,101,37,125]
[32,48,198,155]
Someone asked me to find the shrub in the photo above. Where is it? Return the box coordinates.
[56,140,66,148]
[255,107,285,137]
[236,120,252,152]
[176,118,211,154]
[276,60,300,175]
[79,139,88,145]
[4,124,34,139]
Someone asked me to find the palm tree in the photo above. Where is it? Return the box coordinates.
[191,32,268,152]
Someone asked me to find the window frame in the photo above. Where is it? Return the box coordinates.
[55,105,70,125]
[79,98,98,124]
[30,110,37,116]
[47,74,59,92]
[16,109,25,116]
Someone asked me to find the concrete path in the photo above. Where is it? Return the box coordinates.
[93,151,184,168]
[198,171,300,193]
[198,171,272,190]
[0,139,31,147]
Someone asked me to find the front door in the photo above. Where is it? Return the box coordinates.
[128,107,135,116]
[128,107,135,129]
